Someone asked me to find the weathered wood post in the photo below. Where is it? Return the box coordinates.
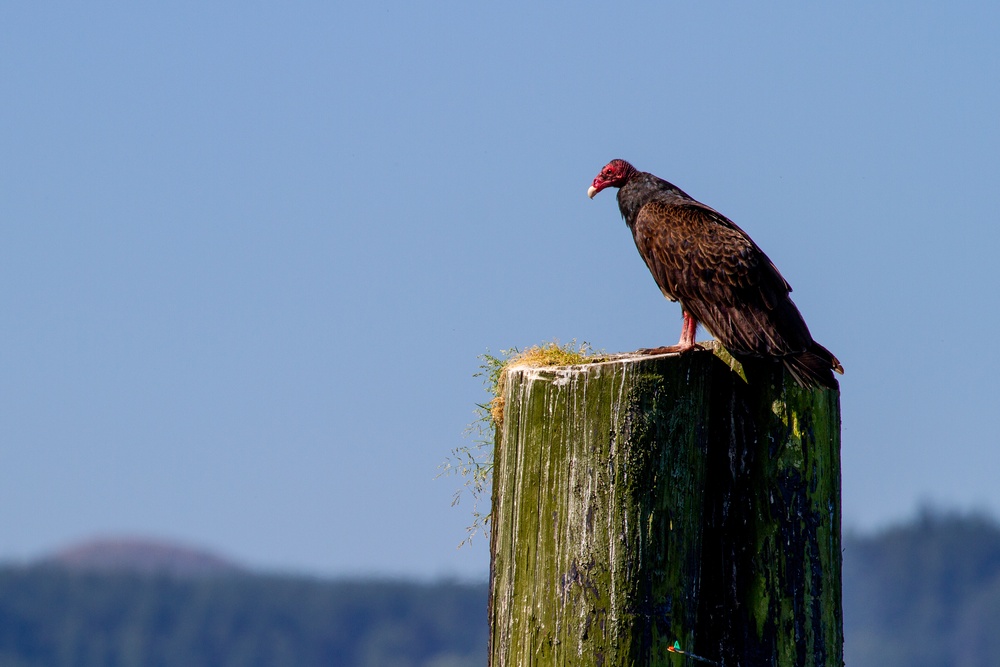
[488,348,842,667]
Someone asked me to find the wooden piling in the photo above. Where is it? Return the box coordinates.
[488,347,842,667]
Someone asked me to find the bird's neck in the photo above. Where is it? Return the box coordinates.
[617,173,690,227]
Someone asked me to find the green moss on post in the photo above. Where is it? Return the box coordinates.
[488,348,842,667]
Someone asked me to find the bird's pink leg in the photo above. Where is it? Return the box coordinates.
[638,310,702,356]
[677,310,698,350]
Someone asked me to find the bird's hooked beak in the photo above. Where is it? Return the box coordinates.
[587,185,599,199]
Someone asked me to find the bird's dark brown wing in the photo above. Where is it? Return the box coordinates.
[631,199,813,358]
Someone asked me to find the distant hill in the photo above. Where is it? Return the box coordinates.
[0,567,488,667]
[1,512,999,666]
[843,509,1000,667]
[41,537,244,577]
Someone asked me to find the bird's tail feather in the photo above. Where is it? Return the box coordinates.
[782,343,843,390]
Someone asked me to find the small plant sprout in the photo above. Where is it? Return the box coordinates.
[440,341,606,545]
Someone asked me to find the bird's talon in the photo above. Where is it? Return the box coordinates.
[637,345,681,356]
[637,342,705,357]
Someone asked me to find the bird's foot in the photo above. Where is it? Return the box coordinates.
[637,346,678,355]
[637,343,704,356]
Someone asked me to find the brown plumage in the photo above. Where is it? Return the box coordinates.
[588,159,843,389]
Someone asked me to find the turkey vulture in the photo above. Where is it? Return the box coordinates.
[588,159,843,389]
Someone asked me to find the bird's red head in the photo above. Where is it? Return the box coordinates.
[588,159,637,199]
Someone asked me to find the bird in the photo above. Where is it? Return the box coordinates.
[588,159,843,389]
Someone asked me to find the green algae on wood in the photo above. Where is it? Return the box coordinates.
[488,348,842,667]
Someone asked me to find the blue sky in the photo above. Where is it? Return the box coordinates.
[1,3,998,579]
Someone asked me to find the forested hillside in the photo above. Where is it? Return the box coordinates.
[1,511,999,667]
[0,569,487,667]
[843,510,1000,667]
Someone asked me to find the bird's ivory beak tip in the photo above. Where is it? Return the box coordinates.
[587,185,598,199]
